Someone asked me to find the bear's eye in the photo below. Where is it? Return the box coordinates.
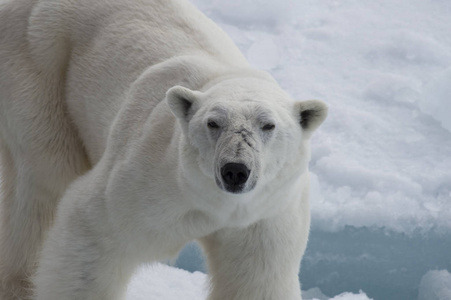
[207,121,220,129]
[262,123,275,131]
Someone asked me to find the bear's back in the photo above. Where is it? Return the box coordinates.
[28,0,248,77]
[25,0,250,162]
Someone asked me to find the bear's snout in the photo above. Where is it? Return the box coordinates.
[220,163,250,193]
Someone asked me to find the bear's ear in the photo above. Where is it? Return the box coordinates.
[166,86,201,122]
[295,100,328,136]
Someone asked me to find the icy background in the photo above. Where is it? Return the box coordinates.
[172,0,451,299]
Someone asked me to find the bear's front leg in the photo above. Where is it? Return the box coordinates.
[200,202,310,300]
[33,187,135,300]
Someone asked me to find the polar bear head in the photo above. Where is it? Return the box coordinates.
[167,77,327,195]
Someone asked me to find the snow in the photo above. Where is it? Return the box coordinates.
[190,0,297,27]
[419,67,451,133]
[418,270,451,300]
[328,291,372,300]
[126,264,208,300]
[246,37,281,70]
[302,287,372,300]
[303,287,329,300]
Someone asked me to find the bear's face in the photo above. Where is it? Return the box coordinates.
[167,78,327,195]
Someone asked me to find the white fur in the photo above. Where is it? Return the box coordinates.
[0,0,327,299]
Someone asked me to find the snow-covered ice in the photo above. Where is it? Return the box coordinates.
[126,264,208,300]
[302,287,372,300]
[418,270,451,300]
[420,67,451,133]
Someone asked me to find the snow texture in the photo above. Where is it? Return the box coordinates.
[417,270,451,300]
[126,264,208,300]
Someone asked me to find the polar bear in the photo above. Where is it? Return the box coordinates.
[0,0,327,299]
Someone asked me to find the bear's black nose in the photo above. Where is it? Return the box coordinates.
[221,163,250,193]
